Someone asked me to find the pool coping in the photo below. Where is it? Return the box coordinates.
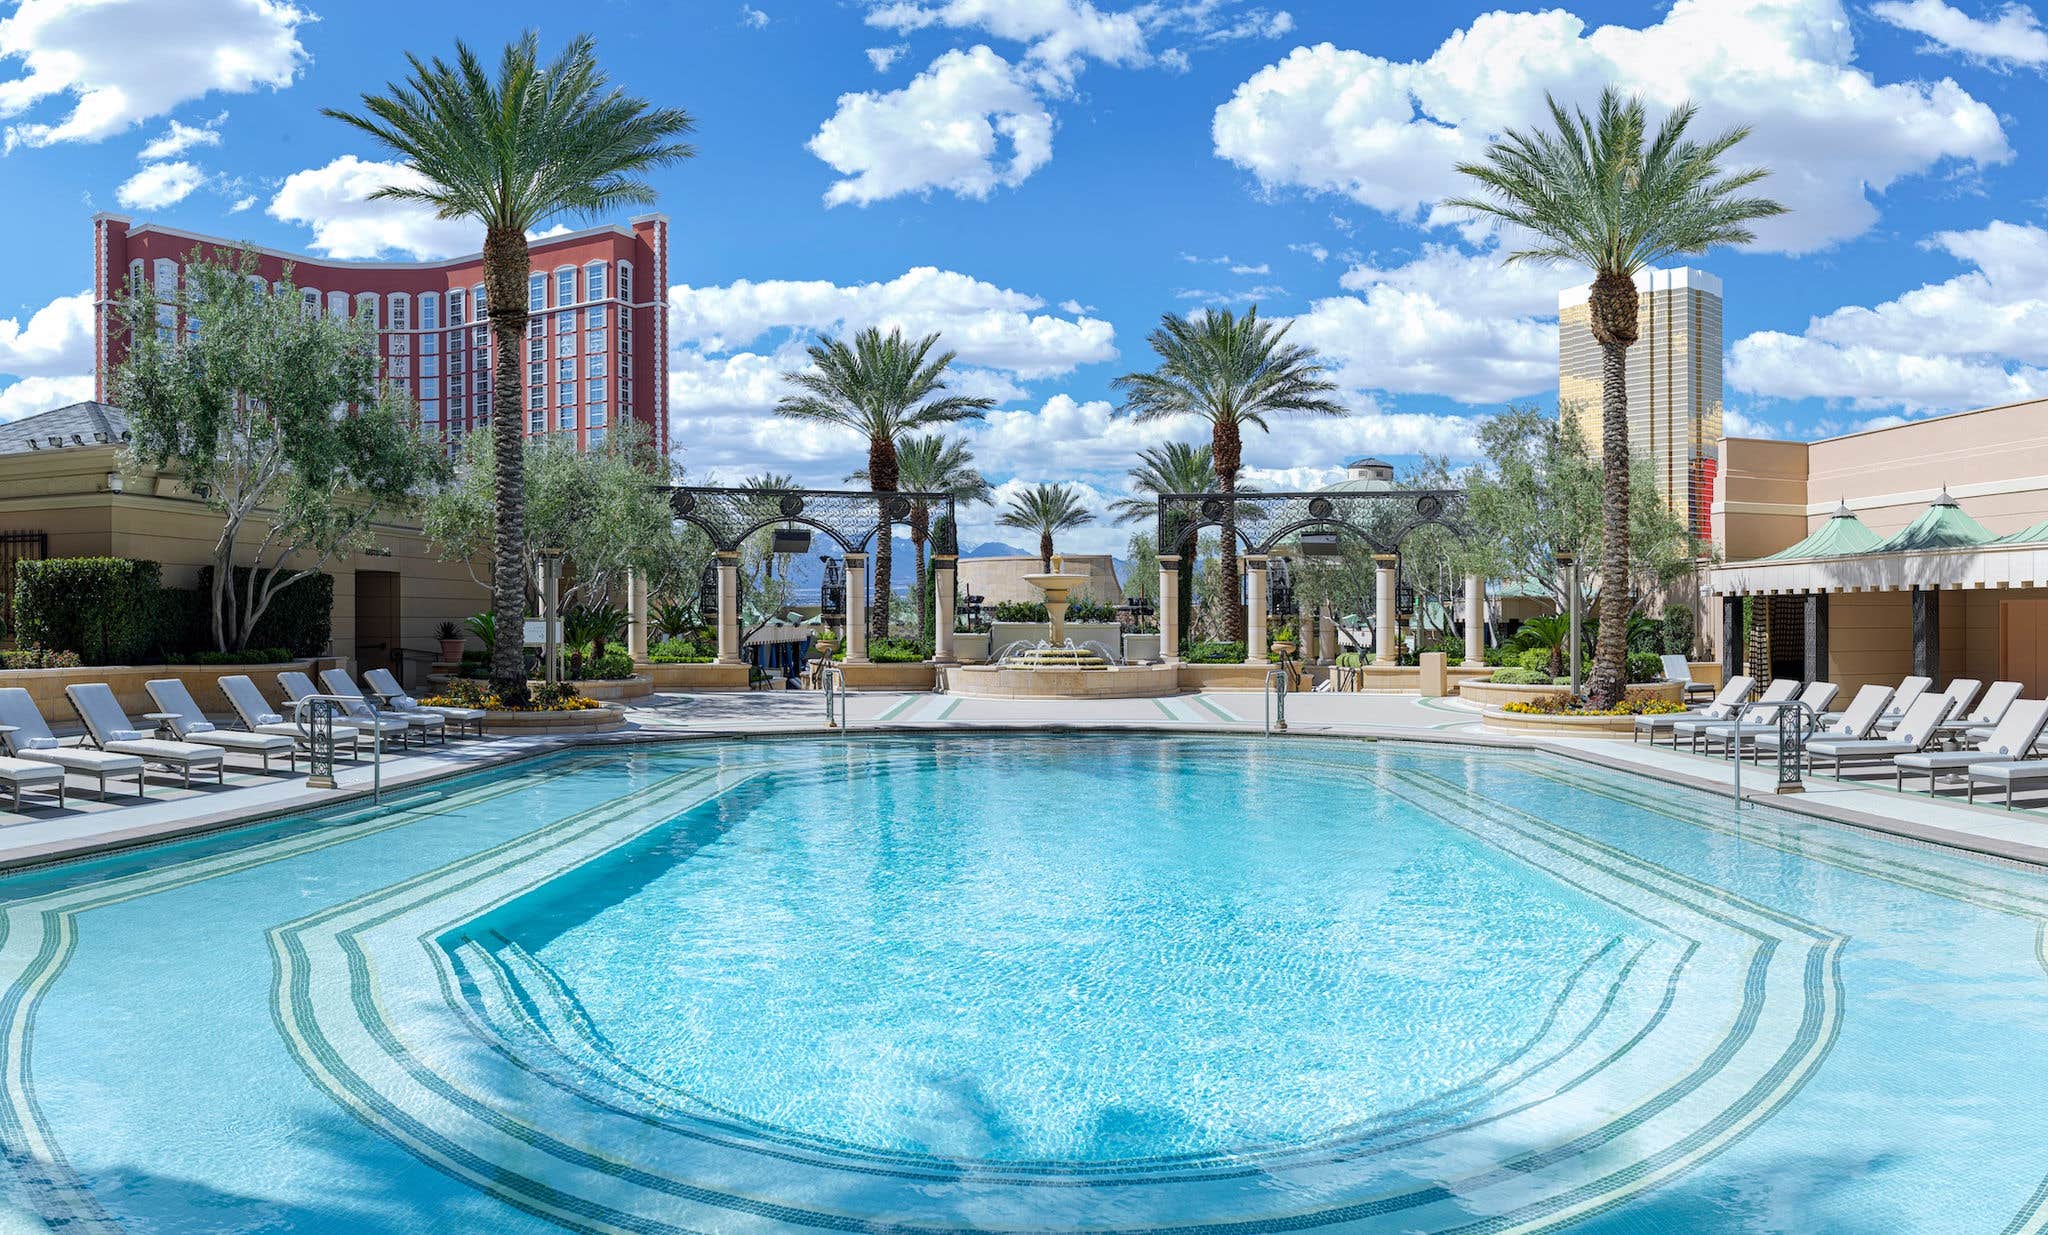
[2,720,2046,876]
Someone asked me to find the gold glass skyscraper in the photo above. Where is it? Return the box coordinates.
[1558,267,1723,539]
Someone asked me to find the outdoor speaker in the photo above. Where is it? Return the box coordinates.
[1300,532,1343,555]
[771,528,813,554]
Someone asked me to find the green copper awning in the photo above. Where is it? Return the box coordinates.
[1873,489,1995,553]
[1994,518,2048,545]
[1761,501,1882,560]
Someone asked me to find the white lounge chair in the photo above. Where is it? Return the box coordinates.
[363,667,484,738]
[64,683,225,788]
[0,755,63,812]
[218,674,368,757]
[1661,655,1716,705]
[0,687,146,798]
[1690,681,1840,757]
[280,671,415,748]
[144,679,298,773]
[1966,760,2048,809]
[1750,684,1894,765]
[1894,700,2048,794]
[1866,675,1933,733]
[1633,675,1755,746]
[1946,680,2024,739]
[1804,694,1955,779]
[1882,679,1980,737]
[1676,677,1799,751]
[321,669,446,745]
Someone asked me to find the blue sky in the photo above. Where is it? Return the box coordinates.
[2,0,2046,554]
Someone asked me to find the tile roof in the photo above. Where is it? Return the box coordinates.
[0,402,131,456]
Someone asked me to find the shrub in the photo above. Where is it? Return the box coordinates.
[1489,667,1553,685]
[0,646,81,670]
[1627,616,1663,656]
[193,568,333,657]
[1516,647,1553,673]
[162,647,293,666]
[1626,651,1664,683]
[1186,640,1246,664]
[864,636,930,663]
[582,648,634,680]
[13,558,165,665]
[992,600,1048,623]
[1419,635,1465,666]
[426,678,493,709]
[1334,651,1363,669]
[1504,696,1685,717]
[1661,603,1695,657]
[649,636,714,663]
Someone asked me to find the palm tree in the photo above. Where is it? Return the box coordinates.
[739,472,797,580]
[1448,88,1782,707]
[1112,309,1343,642]
[852,434,991,639]
[777,328,993,640]
[329,34,695,703]
[1109,442,1219,644]
[999,483,1097,572]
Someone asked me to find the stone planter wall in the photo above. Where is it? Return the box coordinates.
[835,661,936,691]
[1458,678,1685,710]
[988,622,1123,658]
[643,662,750,692]
[1479,708,1644,737]
[0,656,343,718]
[952,632,992,664]
[1122,633,1161,663]
[569,675,653,701]
[478,705,626,735]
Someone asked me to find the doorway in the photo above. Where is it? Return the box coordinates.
[2000,599,2048,697]
[354,571,401,682]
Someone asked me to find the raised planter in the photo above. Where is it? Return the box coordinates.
[988,621,1122,658]
[946,662,1179,699]
[1459,678,1685,710]
[953,632,992,664]
[569,675,653,701]
[1479,707,1645,737]
[1174,662,1278,691]
[834,660,936,691]
[1122,632,1161,663]
[478,705,626,735]
[643,662,750,692]
[0,656,343,717]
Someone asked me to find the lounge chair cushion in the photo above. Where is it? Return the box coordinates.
[0,758,61,785]
[104,738,225,765]
[106,728,148,742]
[21,737,57,751]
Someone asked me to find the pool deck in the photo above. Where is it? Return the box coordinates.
[3,689,2047,873]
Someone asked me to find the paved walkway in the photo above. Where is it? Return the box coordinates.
[3,689,2047,872]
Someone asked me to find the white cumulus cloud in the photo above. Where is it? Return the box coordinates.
[137,115,224,161]
[1872,0,2048,66]
[865,0,1147,89]
[267,155,480,260]
[0,0,309,149]
[1211,0,2009,254]
[808,45,1053,206]
[116,159,205,209]
[0,374,93,422]
[866,44,908,71]
[0,290,93,378]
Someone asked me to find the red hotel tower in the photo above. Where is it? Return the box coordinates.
[92,213,670,456]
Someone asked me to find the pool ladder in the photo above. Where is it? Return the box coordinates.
[822,666,851,731]
[1264,668,1288,736]
[1729,698,1818,809]
[293,694,385,805]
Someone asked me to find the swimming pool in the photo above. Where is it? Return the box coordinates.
[0,733,2043,1232]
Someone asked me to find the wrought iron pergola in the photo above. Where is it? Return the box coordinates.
[1154,488,1470,557]
[661,486,959,556]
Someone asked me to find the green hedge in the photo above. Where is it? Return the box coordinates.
[13,558,167,665]
[649,636,715,664]
[1489,667,1553,685]
[1186,640,1246,664]
[1627,651,1665,683]
[192,568,333,657]
[583,648,635,680]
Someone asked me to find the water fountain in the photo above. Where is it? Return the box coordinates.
[1001,561,1112,670]
[944,557,1180,698]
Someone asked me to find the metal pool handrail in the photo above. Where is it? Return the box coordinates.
[293,693,384,804]
[1731,698,1818,809]
[822,666,850,731]
[1264,668,1288,736]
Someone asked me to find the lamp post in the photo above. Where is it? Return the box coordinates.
[537,546,565,687]
[1556,548,1581,697]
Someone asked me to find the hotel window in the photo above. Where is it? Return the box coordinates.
[617,306,630,329]
[421,400,440,422]
[528,274,545,311]
[618,262,631,301]
[588,426,607,449]
[476,394,491,417]
[389,357,411,378]
[585,262,607,300]
[447,330,463,352]
[419,293,440,330]
[388,293,411,330]
[558,406,575,430]
[556,311,574,334]
[586,329,607,354]
[450,376,465,397]
[621,326,632,355]
[448,290,465,326]
[587,354,607,379]
[421,378,440,398]
[527,336,545,362]
[621,379,633,405]
[527,316,545,339]
[527,362,544,386]
[301,289,322,318]
[450,352,465,374]
[327,291,348,318]
[390,334,411,355]
[472,284,485,319]
[586,404,607,426]
[555,267,576,306]
[152,258,178,293]
[355,292,379,325]
[556,358,575,382]
[529,410,544,433]
[472,326,489,347]
[421,357,440,380]
[528,386,545,410]
[128,259,145,292]
[585,306,605,329]
[556,381,575,407]
[420,334,439,356]
[586,378,607,403]
[558,331,577,357]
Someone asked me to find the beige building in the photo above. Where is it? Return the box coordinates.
[1560,267,1724,537]
[1708,396,2048,696]
[0,403,489,688]
[957,554,1126,609]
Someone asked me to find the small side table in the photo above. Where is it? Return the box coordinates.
[0,723,16,753]
[141,712,181,741]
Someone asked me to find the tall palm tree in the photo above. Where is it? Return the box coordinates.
[329,34,695,703]
[852,434,991,639]
[1109,442,1219,642]
[1448,88,1783,707]
[999,483,1097,572]
[1112,309,1343,642]
[777,328,993,640]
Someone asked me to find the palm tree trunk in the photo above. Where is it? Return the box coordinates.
[483,226,531,705]
[868,438,897,642]
[911,506,930,642]
[1590,336,1632,707]
[1213,423,1245,645]
[1039,531,1052,573]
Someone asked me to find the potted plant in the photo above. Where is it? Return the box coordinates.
[1271,623,1299,659]
[812,629,840,658]
[435,620,465,663]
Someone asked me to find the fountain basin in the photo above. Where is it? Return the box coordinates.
[943,662,1181,699]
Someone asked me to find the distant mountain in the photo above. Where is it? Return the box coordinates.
[962,540,1034,559]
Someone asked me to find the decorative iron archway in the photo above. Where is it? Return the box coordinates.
[660,486,958,556]
[1154,488,1468,557]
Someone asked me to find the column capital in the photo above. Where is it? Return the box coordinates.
[1243,554,1269,567]
[932,555,958,567]
[1372,553,1399,568]
[1157,554,1181,565]
[714,550,741,563]
[843,552,868,567]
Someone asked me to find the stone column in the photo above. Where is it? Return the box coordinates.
[932,555,958,664]
[626,568,649,662]
[1721,594,1743,683]
[844,554,870,663]
[1803,591,1828,684]
[1911,587,1939,680]
[714,552,741,665]
[1245,556,1270,663]
[1318,601,1338,663]
[1464,573,1485,667]
[1158,557,1181,662]
[1373,554,1398,666]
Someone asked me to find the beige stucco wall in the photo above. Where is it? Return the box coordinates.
[957,555,1126,607]
[0,444,488,679]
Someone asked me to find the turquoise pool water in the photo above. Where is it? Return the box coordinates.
[0,735,2043,1232]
